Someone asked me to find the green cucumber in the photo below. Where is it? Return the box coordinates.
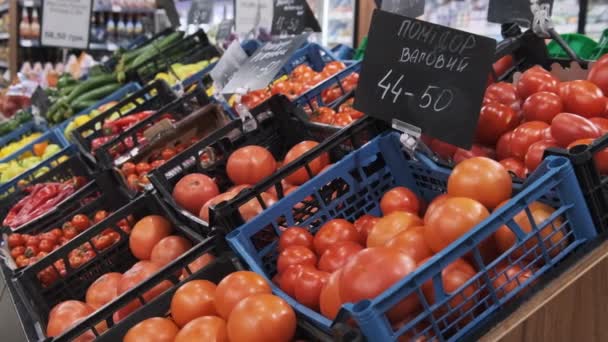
[65,74,118,103]
[70,83,122,105]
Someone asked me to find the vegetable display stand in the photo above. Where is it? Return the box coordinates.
[0,127,70,164]
[148,94,384,236]
[226,132,597,341]
[281,43,338,77]
[71,80,177,165]
[0,120,48,149]
[10,192,205,342]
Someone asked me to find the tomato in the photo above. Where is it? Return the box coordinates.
[561,80,606,118]
[182,253,216,279]
[291,64,314,80]
[26,235,40,248]
[237,192,277,222]
[333,112,354,126]
[39,239,54,253]
[318,241,364,273]
[342,73,359,92]
[568,138,608,175]
[313,219,361,255]
[161,147,177,161]
[492,56,514,80]
[51,228,63,238]
[174,316,228,342]
[15,255,29,268]
[116,261,172,321]
[278,227,314,252]
[453,144,496,164]
[128,215,173,260]
[227,146,277,185]
[311,107,336,124]
[85,272,121,310]
[10,246,25,258]
[552,113,602,148]
[271,80,292,96]
[227,294,296,342]
[323,61,346,76]
[424,197,489,253]
[150,235,192,267]
[588,62,608,95]
[494,201,565,260]
[484,82,520,111]
[124,317,179,342]
[429,139,458,160]
[150,159,165,169]
[590,117,608,134]
[340,247,419,322]
[367,211,422,247]
[319,270,343,320]
[71,214,91,232]
[423,194,450,222]
[135,162,152,175]
[322,87,344,104]
[41,232,58,245]
[24,245,39,258]
[491,264,534,299]
[172,173,220,215]
[121,162,137,176]
[510,121,550,160]
[385,227,433,263]
[94,210,108,223]
[499,158,527,179]
[353,214,379,243]
[524,139,559,172]
[294,268,330,310]
[170,280,217,327]
[380,186,421,216]
[277,245,317,274]
[421,258,477,319]
[92,234,113,250]
[522,91,563,123]
[284,141,330,185]
[7,234,24,248]
[215,271,272,319]
[496,131,514,160]
[516,68,559,100]
[278,264,315,297]
[47,300,96,341]
[476,102,519,145]
[447,157,512,210]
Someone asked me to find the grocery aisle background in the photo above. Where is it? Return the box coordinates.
[1,272,26,342]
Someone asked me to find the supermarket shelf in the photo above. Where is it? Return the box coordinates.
[19,39,39,48]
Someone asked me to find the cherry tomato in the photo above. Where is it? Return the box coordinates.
[294,268,330,311]
[510,121,550,160]
[522,91,563,123]
[516,68,559,100]
[278,227,314,252]
[561,80,606,118]
[313,219,361,255]
[476,102,519,145]
[71,214,91,232]
[550,113,601,147]
[499,158,527,179]
[524,139,559,172]
[380,186,421,215]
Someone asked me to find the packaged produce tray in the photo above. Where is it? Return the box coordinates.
[71,80,177,164]
[149,94,385,236]
[0,127,70,164]
[226,132,597,341]
[10,191,205,342]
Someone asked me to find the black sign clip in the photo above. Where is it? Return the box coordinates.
[234,92,258,133]
[392,119,421,158]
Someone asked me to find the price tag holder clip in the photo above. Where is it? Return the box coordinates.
[233,88,258,133]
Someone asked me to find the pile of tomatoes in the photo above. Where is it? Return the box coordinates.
[172,140,331,224]
[427,57,608,178]
[310,98,364,127]
[272,157,559,336]
[240,61,348,109]
[44,214,206,340]
[121,270,296,342]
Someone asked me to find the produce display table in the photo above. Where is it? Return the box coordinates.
[482,239,608,342]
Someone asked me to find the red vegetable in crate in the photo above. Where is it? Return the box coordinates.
[550,113,601,147]
[91,135,117,152]
[103,110,155,135]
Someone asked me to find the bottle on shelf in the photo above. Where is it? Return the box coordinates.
[134,14,143,37]
[107,14,116,44]
[30,9,40,39]
[19,7,30,40]
[117,14,126,45]
[126,14,134,41]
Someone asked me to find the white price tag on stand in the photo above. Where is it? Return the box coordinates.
[235,0,273,36]
[41,0,92,49]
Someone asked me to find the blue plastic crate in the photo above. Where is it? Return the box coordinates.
[331,44,355,60]
[227,132,597,341]
[56,82,142,134]
[0,120,49,149]
[0,144,77,200]
[0,127,70,164]
[293,61,361,111]
[280,43,338,76]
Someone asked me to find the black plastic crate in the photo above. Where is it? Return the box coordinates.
[71,80,178,164]
[0,154,100,234]
[11,191,206,341]
[148,94,386,235]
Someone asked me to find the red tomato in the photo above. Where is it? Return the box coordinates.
[276,245,317,274]
[278,227,314,252]
[353,214,379,242]
[340,247,419,323]
[568,138,608,175]
[510,121,550,160]
[94,210,108,223]
[590,117,608,134]
[588,62,608,95]
[215,271,272,320]
[237,192,277,222]
[284,141,330,185]
[121,162,137,176]
[385,226,433,263]
[367,211,422,247]
[333,112,354,126]
[424,197,489,253]
[562,80,606,118]
[318,241,364,273]
[476,102,519,145]
[10,246,25,258]
[135,162,152,175]
[516,68,559,100]
[181,253,216,279]
[124,317,179,342]
[174,316,228,342]
[227,294,296,342]
[319,270,343,320]
[160,148,177,161]
[423,194,450,223]
[522,91,563,123]
[447,157,512,210]
[427,139,458,160]
[39,239,54,253]
[7,233,24,248]
[271,80,292,95]
[550,113,601,147]
[314,219,361,255]
[453,144,496,164]
[116,261,172,321]
[496,131,514,160]
[71,214,91,232]
[291,64,314,80]
[170,280,217,327]
[311,107,336,124]
[150,159,165,169]
[524,139,559,172]
[47,300,96,341]
[199,191,239,223]
[294,268,330,310]
[172,173,220,215]
[492,56,514,80]
[484,82,521,111]
[491,264,534,299]
[26,235,40,248]
[322,61,346,76]
[380,186,421,216]
[85,272,121,309]
[278,264,315,297]
[226,146,277,185]
[129,215,173,260]
[499,158,527,179]
[150,235,193,267]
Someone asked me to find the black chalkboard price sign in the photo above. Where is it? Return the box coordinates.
[354,10,496,149]
[487,0,553,27]
[271,0,321,36]
[222,34,308,94]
